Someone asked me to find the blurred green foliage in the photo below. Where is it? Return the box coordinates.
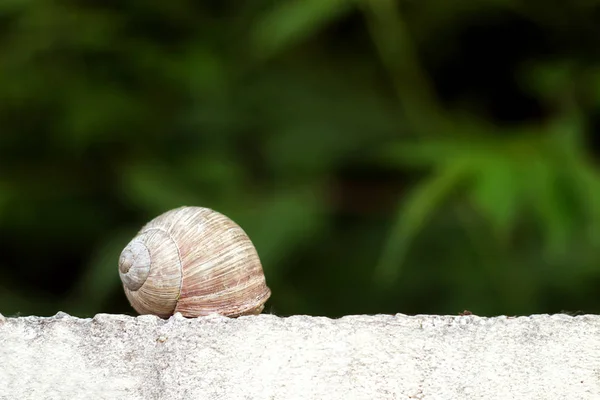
[1,0,600,318]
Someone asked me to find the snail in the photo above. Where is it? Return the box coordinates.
[118,206,271,318]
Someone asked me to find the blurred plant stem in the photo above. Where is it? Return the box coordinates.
[360,0,451,137]
[361,0,457,286]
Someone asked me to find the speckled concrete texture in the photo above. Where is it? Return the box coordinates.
[0,312,599,399]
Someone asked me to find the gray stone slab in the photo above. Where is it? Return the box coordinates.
[0,312,599,399]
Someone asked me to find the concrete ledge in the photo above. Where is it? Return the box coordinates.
[1,312,599,399]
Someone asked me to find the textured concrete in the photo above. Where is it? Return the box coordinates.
[0,312,599,399]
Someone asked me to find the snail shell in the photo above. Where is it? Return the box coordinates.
[118,206,271,318]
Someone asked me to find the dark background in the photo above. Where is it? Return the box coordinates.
[1,1,600,319]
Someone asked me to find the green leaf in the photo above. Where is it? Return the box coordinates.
[252,0,354,58]
[378,136,499,169]
[552,137,600,249]
[525,157,572,258]
[374,160,470,285]
[469,157,521,240]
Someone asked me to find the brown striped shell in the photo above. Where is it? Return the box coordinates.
[118,206,271,318]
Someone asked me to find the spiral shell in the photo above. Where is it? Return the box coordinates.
[118,206,271,318]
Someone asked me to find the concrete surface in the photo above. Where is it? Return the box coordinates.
[0,312,599,400]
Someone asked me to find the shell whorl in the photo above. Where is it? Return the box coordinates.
[118,240,151,291]
[118,206,271,318]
